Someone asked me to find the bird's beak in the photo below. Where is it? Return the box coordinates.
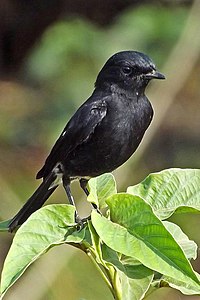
[145,69,165,80]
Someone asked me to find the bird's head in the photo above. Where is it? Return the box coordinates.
[95,51,165,93]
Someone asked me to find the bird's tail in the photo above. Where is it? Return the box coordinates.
[8,170,59,232]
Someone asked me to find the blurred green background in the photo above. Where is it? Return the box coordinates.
[0,0,200,299]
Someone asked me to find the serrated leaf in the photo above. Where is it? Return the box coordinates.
[87,173,117,209]
[0,204,85,298]
[163,221,197,260]
[127,168,200,219]
[91,194,200,289]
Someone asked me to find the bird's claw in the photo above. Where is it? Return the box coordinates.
[75,213,91,231]
[74,205,102,231]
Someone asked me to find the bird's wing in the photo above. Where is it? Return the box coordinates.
[36,99,108,178]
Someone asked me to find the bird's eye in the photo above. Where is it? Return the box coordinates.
[122,66,132,76]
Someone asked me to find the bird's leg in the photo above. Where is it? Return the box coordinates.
[79,178,89,196]
[62,176,79,222]
[62,176,75,206]
[62,175,88,229]
[79,178,101,214]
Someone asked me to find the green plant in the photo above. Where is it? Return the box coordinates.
[1,169,200,299]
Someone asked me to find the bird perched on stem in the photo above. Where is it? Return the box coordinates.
[8,50,165,232]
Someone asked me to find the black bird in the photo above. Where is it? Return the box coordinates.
[8,51,165,232]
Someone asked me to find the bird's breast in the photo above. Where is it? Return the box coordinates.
[66,96,153,177]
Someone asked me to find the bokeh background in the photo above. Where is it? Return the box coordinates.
[0,0,200,299]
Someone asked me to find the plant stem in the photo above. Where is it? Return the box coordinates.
[113,269,122,300]
[87,249,117,299]
[105,266,122,300]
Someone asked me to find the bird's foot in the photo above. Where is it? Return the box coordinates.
[75,212,91,231]
[74,205,102,231]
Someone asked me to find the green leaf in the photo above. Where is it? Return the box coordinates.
[0,220,11,232]
[0,204,85,298]
[163,272,200,295]
[127,168,200,219]
[163,221,197,260]
[88,221,106,266]
[91,194,200,289]
[87,173,117,209]
[118,269,153,300]
[102,244,153,300]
